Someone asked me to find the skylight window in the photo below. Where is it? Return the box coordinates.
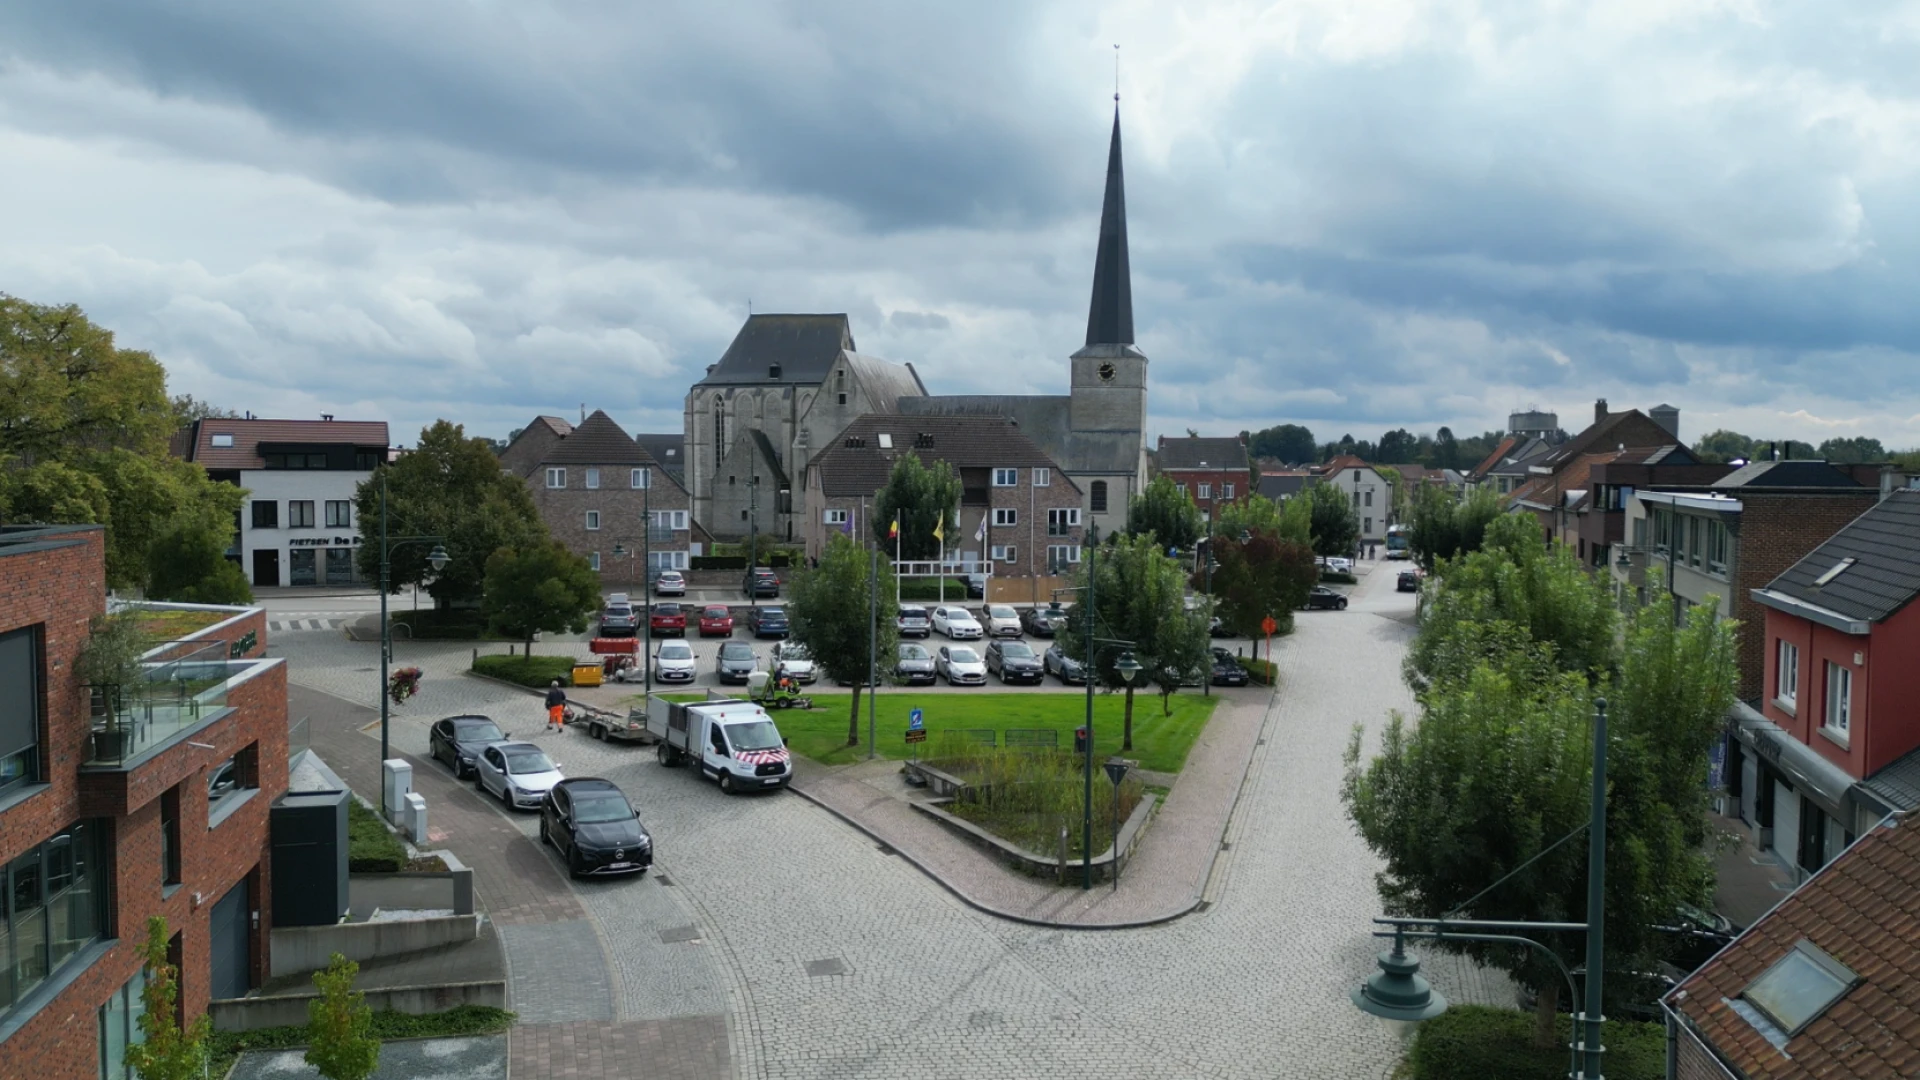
[877,433,893,449]
[1812,558,1856,588]
[1742,940,1857,1037]
[211,434,234,448]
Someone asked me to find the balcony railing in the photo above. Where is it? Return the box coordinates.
[85,640,246,767]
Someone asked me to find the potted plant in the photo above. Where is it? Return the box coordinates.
[74,613,148,761]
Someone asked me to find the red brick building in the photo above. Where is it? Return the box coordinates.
[0,524,286,1080]
[1154,435,1250,524]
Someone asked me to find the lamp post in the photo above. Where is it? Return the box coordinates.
[1201,527,1219,698]
[1352,699,1611,1080]
[1076,523,1143,889]
[377,469,449,817]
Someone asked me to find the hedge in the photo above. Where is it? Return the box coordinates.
[1242,658,1278,686]
[1320,570,1358,584]
[346,798,408,873]
[691,555,748,570]
[390,608,493,640]
[1407,1006,1665,1080]
[472,653,578,688]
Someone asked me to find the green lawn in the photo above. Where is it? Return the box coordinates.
[771,692,1218,773]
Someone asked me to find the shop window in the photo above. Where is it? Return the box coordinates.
[289,549,317,586]
[324,548,356,585]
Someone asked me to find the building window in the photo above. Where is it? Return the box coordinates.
[1707,520,1730,576]
[1824,663,1852,738]
[1090,481,1108,513]
[355,451,382,470]
[98,966,147,1080]
[585,511,601,531]
[630,468,650,489]
[288,501,315,528]
[1048,508,1081,536]
[1176,483,1188,497]
[546,468,566,489]
[647,551,690,571]
[1033,468,1050,487]
[1351,491,1359,508]
[991,545,1017,564]
[1364,490,1373,507]
[1777,640,1799,708]
[210,433,234,448]
[160,787,181,888]
[206,747,257,822]
[589,551,601,572]
[993,468,1018,487]
[585,468,600,489]
[713,399,725,459]
[1223,483,1234,499]
[837,393,848,406]
[1198,483,1212,500]
[250,501,278,529]
[823,509,849,525]
[1364,517,1373,534]
[993,509,1017,526]
[652,510,689,532]
[1046,545,1082,570]
[2,821,105,1015]
[0,627,43,798]
[324,501,352,528]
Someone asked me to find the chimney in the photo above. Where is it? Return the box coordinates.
[1594,398,1608,425]
[321,414,333,421]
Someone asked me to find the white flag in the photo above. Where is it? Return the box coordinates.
[974,516,987,543]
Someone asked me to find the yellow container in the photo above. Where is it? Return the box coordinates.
[570,663,603,688]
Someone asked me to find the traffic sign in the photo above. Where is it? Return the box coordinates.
[908,708,924,731]
[1261,615,1278,636]
[905,728,927,744]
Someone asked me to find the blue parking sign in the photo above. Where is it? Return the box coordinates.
[909,708,924,731]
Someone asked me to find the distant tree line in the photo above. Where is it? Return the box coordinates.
[1242,422,1505,471]
[1689,429,1919,467]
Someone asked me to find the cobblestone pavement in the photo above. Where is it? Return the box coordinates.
[275,562,1507,1080]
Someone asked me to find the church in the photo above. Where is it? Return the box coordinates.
[679,105,1151,546]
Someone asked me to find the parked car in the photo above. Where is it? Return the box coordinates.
[744,567,780,598]
[698,604,735,636]
[1044,643,1085,685]
[896,605,931,638]
[652,640,697,683]
[1656,903,1738,971]
[1324,556,1354,574]
[475,741,564,810]
[653,570,686,596]
[600,604,638,637]
[985,640,1044,684]
[714,640,759,684]
[541,778,652,879]
[1303,586,1348,611]
[893,642,937,685]
[964,573,987,599]
[1209,648,1249,687]
[648,602,686,636]
[430,714,508,779]
[932,605,984,639]
[746,605,789,638]
[1022,604,1064,637]
[770,642,817,684]
[1397,570,1420,593]
[980,604,1023,638]
[936,645,987,686]
[606,592,631,608]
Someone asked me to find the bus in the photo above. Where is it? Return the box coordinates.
[1385,524,1412,560]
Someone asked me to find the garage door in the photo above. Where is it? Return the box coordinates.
[209,881,250,1001]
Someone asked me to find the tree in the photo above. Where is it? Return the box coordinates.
[1245,423,1317,466]
[1377,428,1418,463]
[1128,474,1201,552]
[788,534,898,744]
[124,916,212,1080]
[1305,480,1359,558]
[482,541,602,651]
[354,421,545,606]
[147,521,254,605]
[170,394,241,426]
[1430,426,1462,471]
[306,952,380,1080]
[1407,484,1503,570]
[1200,529,1318,638]
[1690,429,1755,464]
[1062,533,1197,744]
[1817,436,1886,463]
[871,453,960,561]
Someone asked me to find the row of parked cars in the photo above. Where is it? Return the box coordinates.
[896,603,1065,640]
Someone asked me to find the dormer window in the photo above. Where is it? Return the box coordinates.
[211,434,234,448]
[769,363,782,380]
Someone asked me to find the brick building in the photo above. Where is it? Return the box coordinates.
[498,411,692,589]
[0,525,286,1080]
[1153,435,1250,523]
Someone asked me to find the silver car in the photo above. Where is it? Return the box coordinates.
[652,640,697,683]
[654,570,687,596]
[475,742,564,810]
[771,642,817,684]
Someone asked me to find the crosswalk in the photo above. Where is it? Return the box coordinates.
[267,614,353,632]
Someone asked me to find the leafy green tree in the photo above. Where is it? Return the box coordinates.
[481,540,602,651]
[1816,436,1886,463]
[170,394,242,426]
[1128,474,1202,552]
[788,534,898,744]
[0,458,112,526]
[1062,533,1197,743]
[1377,428,1418,463]
[871,453,961,561]
[1690,429,1756,464]
[1429,426,1462,471]
[147,520,254,604]
[124,916,212,1080]
[1200,530,1318,638]
[1305,480,1359,558]
[355,421,545,606]
[1245,423,1317,466]
[1214,492,1310,547]
[1408,484,1504,569]
[306,953,380,1080]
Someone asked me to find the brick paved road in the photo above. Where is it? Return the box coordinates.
[277,564,1505,1080]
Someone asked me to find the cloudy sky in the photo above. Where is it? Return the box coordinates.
[5,0,1920,451]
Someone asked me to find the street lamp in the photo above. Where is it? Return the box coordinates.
[377,469,449,816]
[1076,523,1144,888]
[1350,699,1612,1079]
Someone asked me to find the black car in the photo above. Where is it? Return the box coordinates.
[896,605,931,638]
[1043,643,1085,684]
[1021,604,1064,637]
[1397,570,1420,593]
[1304,586,1348,611]
[429,714,508,778]
[715,640,759,684]
[1656,903,1738,971]
[540,778,652,879]
[893,642,937,685]
[964,573,986,599]
[1209,648,1249,687]
[985,640,1044,684]
[746,605,789,638]
[744,567,780,598]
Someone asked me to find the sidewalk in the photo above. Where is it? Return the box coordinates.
[1709,811,1798,929]
[787,687,1274,928]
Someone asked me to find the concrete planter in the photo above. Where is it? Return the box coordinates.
[911,793,1157,885]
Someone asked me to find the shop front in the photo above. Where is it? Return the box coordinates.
[285,536,364,587]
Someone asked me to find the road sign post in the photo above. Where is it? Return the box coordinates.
[1260,615,1278,666]
[906,707,927,758]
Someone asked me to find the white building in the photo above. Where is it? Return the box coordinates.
[172,418,390,587]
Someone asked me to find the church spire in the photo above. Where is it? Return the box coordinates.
[1084,105,1134,348]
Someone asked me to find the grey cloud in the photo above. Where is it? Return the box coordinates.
[888,310,950,331]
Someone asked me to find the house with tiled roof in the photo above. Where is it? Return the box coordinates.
[1257,470,1313,504]
[1315,455,1394,548]
[172,416,390,587]
[802,414,1082,599]
[498,411,691,586]
[1665,810,1920,1080]
[1155,435,1250,523]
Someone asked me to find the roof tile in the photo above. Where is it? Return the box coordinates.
[810,414,1078,499]
[1760,490,1920,624]
[172,418,390,469]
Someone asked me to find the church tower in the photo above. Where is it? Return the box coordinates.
[1069,105,1148,440]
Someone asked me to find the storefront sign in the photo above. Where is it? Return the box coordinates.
[230,631,257,658]
[287,536,361,547]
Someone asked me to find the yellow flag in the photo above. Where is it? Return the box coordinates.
[932,518,945,543]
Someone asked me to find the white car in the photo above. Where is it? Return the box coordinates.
[932,606,983,639]
[1325,557,1353,574]
[652,640,697,683]
[936,645,987,686]
[475,741,564,810]
[771,642,817,684]
[981,604,1022,638]
[654,570,686,596]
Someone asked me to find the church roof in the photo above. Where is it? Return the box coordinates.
[842,351,929,406]
[1085,107,1134,348]
[697,314,854,387]
[895,394,1139,475]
